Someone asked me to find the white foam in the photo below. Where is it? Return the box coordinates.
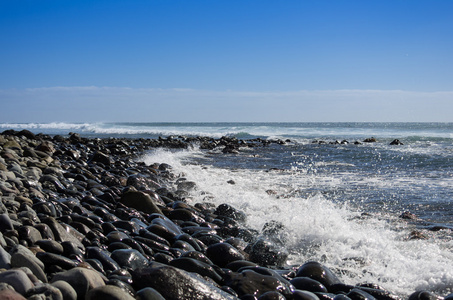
[141,147,453,297]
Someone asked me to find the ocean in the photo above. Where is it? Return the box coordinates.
[2,122,453,296]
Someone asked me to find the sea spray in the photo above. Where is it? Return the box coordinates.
[142,146,453,296]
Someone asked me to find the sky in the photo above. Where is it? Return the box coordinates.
[0,0,452,122]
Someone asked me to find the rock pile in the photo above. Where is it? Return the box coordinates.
[0,129,447,299]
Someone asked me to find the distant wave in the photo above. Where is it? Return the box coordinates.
[1,122,452,140]
[0,122,96,130]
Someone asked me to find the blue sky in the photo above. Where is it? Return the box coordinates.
[1,0,452,122]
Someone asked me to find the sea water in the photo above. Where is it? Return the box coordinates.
[2,122,453,296]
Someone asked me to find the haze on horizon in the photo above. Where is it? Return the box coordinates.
[0,1,452,123]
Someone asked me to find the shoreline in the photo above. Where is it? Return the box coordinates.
[0,129,449,299]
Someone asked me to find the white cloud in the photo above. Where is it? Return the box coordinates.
[0,86,452,122]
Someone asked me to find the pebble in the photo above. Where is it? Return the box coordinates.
[110,249,150,270]
[0,269,34,295]
[0,245,11,269]
[51,280,77,300]
[131,263,237,300]
[10,245,47,283]
[50,267,106,300]
[86,285,135,300]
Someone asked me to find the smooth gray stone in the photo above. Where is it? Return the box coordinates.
[51,280,77,300]
[10,244,47,283]
[0,269,34,295]
[50,267,106,300]
[0,245,11,269]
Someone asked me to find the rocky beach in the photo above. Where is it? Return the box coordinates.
[0,129,451,300]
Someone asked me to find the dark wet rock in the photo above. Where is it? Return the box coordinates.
[181,250,214,265]
[111,249,150,270]
[170,257,223,283]
[172,239,196,252]
[175,233,203,252]
[107,231,130,243]
[149,215,183,236]
[355,286,400,300]
[290,277,329,293]
[61,241,85,259]
[408,291,442,300]
[168,208,200,222]
[89,151,113,166]
[120,189,163,215]
[154,252,174,264]
[85,258,106,274]
[177,180,197,192]
[32,202,59,218]
[295,261,341,290]
[18,225,43,245]
[224,268,294,298]
[131,263,237,300]
[225,260,259,272]
[133,236,170,253]
[329,283,354,294]
[194,232,223,245]
[40,216,85,250]
[127,174,161,190]
[113,220,142,234]
[108,242,132,252]
[399,211,417,220]
[346,288,377,300]
[36,251,78,270]
[389,139,403,145]
[206,242,246,267]
[258,291,286,299]
[249,239,288,267]
[293,290,321,300]
[215,203,247,223]
[363,138,377,143]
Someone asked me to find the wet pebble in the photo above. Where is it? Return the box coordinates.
[206,242,246,267]
[110,249,150,270]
